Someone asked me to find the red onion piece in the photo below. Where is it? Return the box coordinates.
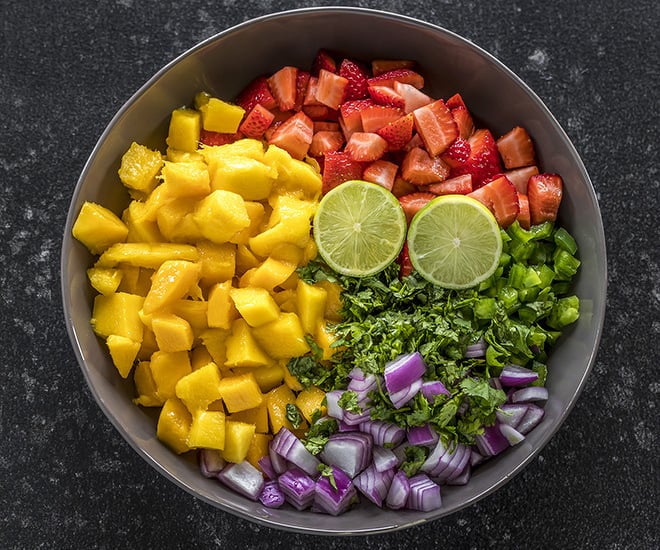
[354,465,395,507]
[358,419,406,447]
[348,367,366,380]
[499,364,540,387]
[420,380,450,401]
[420,438,448,474]
[385,470,410,510]
[499,423,526,445]
[198,449,225,478]
[406,473,442,512]
[432,443,468,481]
[510,386,549,403]
[258,455,277,480]
[516,403,545,434]
[319,432,373,478]
[465,339,486,358]
[384,352,427,395]
[271,428,320,476]
[259,480,285,508]
[407,423,439,447]
[277,467,316,510]
[372,445,400,473]
[390,377,423,409]
[475,423,510,456]
[348,373,379,394]
[446,463,472,486]
[496,403,530,428]
[325,389,344,420]
[217,461,265,501]
[312,466,357,516]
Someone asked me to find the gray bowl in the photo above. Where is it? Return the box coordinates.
[61,7,607,535]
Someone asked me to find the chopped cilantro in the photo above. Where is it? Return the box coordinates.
[285,403,304,429]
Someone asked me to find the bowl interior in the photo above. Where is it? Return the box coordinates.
[61,7,606,535]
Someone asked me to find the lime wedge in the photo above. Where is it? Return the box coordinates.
[313,180,407,277]
[407,195,502,289]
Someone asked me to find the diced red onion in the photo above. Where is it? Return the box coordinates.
[348,373,379,394]
[432,443,468,481]
[372,446,400,473]
[475,423,510,457]
[465,339,486,358]
[354,465,395,507]
[217,461,265,501]
[420,438,448,474]
[390,377,423,409]
[259,480,285,508]
[406,473,442,512]
[385,470,410,510]
[407,424,439,447]
[319,432,373,478]
[258,455,277,480]
[384,352,427,395]
[199,449,225,478]
[392,441,412,463]
[496,403,530,428]
[271,428,320,476]
[338,420,360,431]
[348,367,366,380]
[446,451,471,483]
[446,463,472,486]
[277,467,316,510]
[342,407,372,426]
[470,449,485,467]
[325,389,344,420]
[499,423,526,445]
[489,376,503,391]
[510,386,549,403]
[516,403,545,434]
[420,380,450,401]
[268,444,289,475]
[312,466,357,516]
[358,419,406,447]
[499,364,540,387]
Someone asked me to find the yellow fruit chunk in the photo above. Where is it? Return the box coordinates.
[265,384,297,434]
[248,363,285,394]
[199,97,245,134]
[156,397,192,454]
[116,265,153,296]
[252,312,310,359]
[295,386,327,423]
[316,279,343,322]
[106,334,140,378]
[151,313,194,352]
[270,243,305,266]
[296,280,328,334]
[229,402,270,433]
[224,319,272,368]
[166,147,204,163]
[199,329,229,369]
[118,142,164,196]
[72,201,129,254]
[167,108,201,153]
[235,244,261,276]
[221,420,256,463]
[190,346,214,371]
[87,267,123,295]
[169,299,208,337]
[161,160,210,198]
[156,197,200,243]
[283,367,304,391]
[137,327,159,361]
[230,201,266,245]
[266,148,322,199]
[122,200,164,243]
[242,257,297,291]
[315,321,338,361]
[95,242,199,269]
[133,361,163,407]
[91,292,144,342]
[187,409,226,450]
[175,362,223,413]
[245,433,273,470]
[202,139,265,162]
[217,371,263,413]
[143,260,200,314]
[229,287,280,327]
[197,240,236,287]
[150,350,192,400]
[192,190,250,244]
[207,281,236,331]
[209,156,276,201]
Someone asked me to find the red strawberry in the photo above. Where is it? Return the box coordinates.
[199,130,241,146]
[505,165,539,194]
[445,92,467,110]
[339,58,370,101]
[238,104,275,139]
[402,133,425,152]
[303,104,339,121]
[413,99,458,157]
[468,174,520,228]
[362,159,399,191]
[321,151,364,193]
[371,59,415,76]
[268,66,298,111]
[397,241,414,278]
[345,132,388,162]
[314,121,341,132]
[309,130,344,157]
[398,192,435,223]
[427,173,473,195]
[316,69,349,110]
[450,128,503,188]
[267,111,314,160]
[368,85,406,109]
[401,147,450,185]
[393,81,432,113]
[339,98,373,137]
[368,68,424,89]
[360,104,403,133]
[294,70,311,111]
[496,126,536,169]
[235,75,278,112]
[312,49,337,75]
[376,113,414,150]
[517,193,531,229]
[451,106,475,140]
[440,137,471,168]
[527,173,563,225]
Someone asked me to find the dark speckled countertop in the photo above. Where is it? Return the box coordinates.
[1,1,658,548]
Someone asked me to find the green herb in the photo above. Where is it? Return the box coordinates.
[318,463,338,491]
[303,417,338,455]
[338,390,362,414]
[400,445,429,477]
[285,403,304,429]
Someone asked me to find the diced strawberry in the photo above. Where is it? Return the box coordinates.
[451,106,475,140]
[445,92,467,110]
[368,85,406,109]
[368,68,424,89]
[238,104,275,139]
[440,137,471,168]
[517,193,531,229]
[268,66,298,112]
[321,151,364,193]
[304,76,322,106]
[316,69,349,110]
[376,113,414,151]
[496,126,536,169]
[339,98,373,137]
[505,165,539,194]
[362,159,399,191]
[314,121,341,132]
[391,176,417,197]
[309,130,344,157]
[294,70,311,111]
[303,104,339,121]
[267,111,314,160]
[199,129,241,146]
[397,241,414,278]
[393,81,432,113]
[339,58,370,101]
[312,49,337,75]
[468,174,520,228]
[527,173,563,225]
[427,173,473,195]
[345,132,388,162]
[398,192,435,223]
[401,147,450,185]
[413,99,458,157]
[403,133,425,152]
[235,75,278,112]
[360,104,403,133]
[450,128,503,188]
[371,59,415,76]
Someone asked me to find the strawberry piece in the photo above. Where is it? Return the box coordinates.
[368,85,406,109]
[527,173,563,225]
[376,113,414,150]
[445,92,467,110]
[371,59,415,76]
[294,70,311,111]
[403,133,425,152]
[303,104,339,121]
[309,130,345,157]
[339,58,370,101]
[427,173,473,195]
[368,68,424,89]
[312,49,337,75]
[360,104,403,133]
[451,106,475,140]
[345,132,388,162]
[413,99,458,157]
[316,69,349,110]
[362,159,399,191]
[339,98,373,137]
[517,193,531,229]
[303,76,322,106]
[268,66,298,112]
[468,174,520,228]
[496,126,536,169]
[321,151,364,194]
[397,241,414,278]
[393,81,432,113]
[398,192,435,223]
[391,176,417,197]
[238,104,275,139]
[440,137,471,168]
[199,129,241,146]
[235,75,278,112]
[505,165,539,194]
[401,147,450,185]
[267,111,314,160]
[314,121,341,132]
[450,128,503,188]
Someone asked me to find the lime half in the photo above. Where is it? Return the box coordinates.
[313,180,407,277]
[407,195,502,289]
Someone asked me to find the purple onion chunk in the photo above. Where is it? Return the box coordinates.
[510,386,549,403]
[358,419,406,447]
[384,352,427,395]
[319,432,373,478]
[499,364,540,387]
[496,403,530,428]
[499,423,526,445]
[407,423,439,447]
[385,470,410,510]
[354,465,395,507]
[432,443,468,481]
[198,449,225,478]
[407,474,442,512]
[372,445,400,473]
[312,466,358,516]
[217,461,265,501]
[389,377,423,409]
[271,428,320,476]
[420,380,450,401]
[475,423,511,457]
[446,463,472,486]
[516,403,545,434]
[259,480,286,508]
[277,467,316,510]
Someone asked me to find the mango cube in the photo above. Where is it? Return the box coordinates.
[217,371,263,413]
[229,287,280,327]
[228,402,270,433]
[207,280,237,330]
[243,257,297,291]
[295,386,327,423]
[106,334,140,378]
[221,420,256,463]
[122,201,164,243]
[245,433,273,470]
[197,240,236,287]
[150,350,192,400]
[224,319,272,368]
[175,362,223,413]
[192,190,250,244]
[169,299,209,337]
[87,267,123,295]
[95,242,199,269]
[118,142,164,196]
[91,292,144,342]
[316,280,343,323]
[151,313,194,352]
[202,139,265,162]
[156,397,192,454]
[167,108,201,153]
[199,329,229,369]
[161,160,210,198]
[133,360,163,407]
[296,280,328,334]
[72,201,129,254]
[230,201,266,245]
[155,197,200,243]
[209,156,276,201]
[251,312,310,359]
[143,260,200,314]
[199,97,245,134]
[190,346,214,371]
[187,409,226,450]
[265,384,297,434]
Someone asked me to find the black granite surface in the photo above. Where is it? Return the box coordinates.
[1,1,658,548]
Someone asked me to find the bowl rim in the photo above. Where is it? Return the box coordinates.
[61,5,607,535]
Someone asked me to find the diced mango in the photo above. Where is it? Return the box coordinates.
[207,280,237,330]
[161,160,210,198]
[175,362,223,413]
[167,108,201,153]
[235,244,261,276]
[315,321,339,361]
[224,319,272,368]
[295,386,327,423]
[270,243,304,266]
[199,97,245,134]
[199,329,229,369]
[137,326,159,361]
[229,287,280,327]
[265,384,297,434]
[208,156,276,201]
[230,201,266,245]
[296,280,328,334]
[192,190,250,244]
[72,202,129,254]
[143,260,200,314]
[166,147,204,163]
[187,409,226,450]
[118,142,164,196]
[243,257,297,291]
[117,265,153,296]
[246,363,285,394]
[91,292,144,341]
[156,397,192,454]
[245,433,273,470]
[228,402,270,433]
[190,345,214,370]
[217,371,263,413]
[268,151,322,200]
[169,299,209,337]
[248,202,314,257]
[251,312,310,359]
[122,200,165,243]
[95,242,199,269]
[316,280,343,322]
[197,240,236,287]
[87,267,123,295]
[106,334,140,378]
[151,313,194,352]
[150,350,192,400]
[283,367,304,392]
[156,197,200,242]
[201,138,265,163]
[133,360,163,407]
[221,420,256,463]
